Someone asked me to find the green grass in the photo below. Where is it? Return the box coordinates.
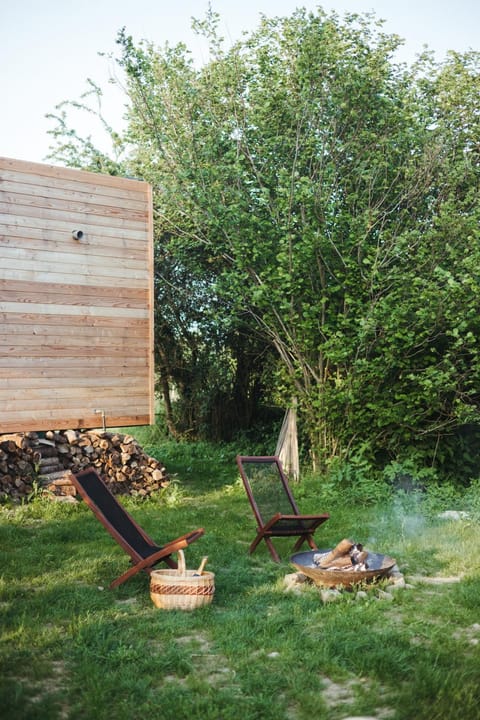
[1,439,480,719]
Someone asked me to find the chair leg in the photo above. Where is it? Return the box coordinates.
[110,564,144,589]
[264,538,281,562]
[249,533,281,562]
[109,538,191,588]
[292,534,318,552]
[249,532,264,555]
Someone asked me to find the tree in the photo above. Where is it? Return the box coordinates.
[48,8,480,480]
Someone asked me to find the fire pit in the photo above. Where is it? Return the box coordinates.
[291,539,396,589]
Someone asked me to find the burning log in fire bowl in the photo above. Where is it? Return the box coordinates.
[291,538,396,589]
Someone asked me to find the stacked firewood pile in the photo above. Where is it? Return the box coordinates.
[0,430,170,502]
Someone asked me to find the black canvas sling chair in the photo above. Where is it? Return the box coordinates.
[236,455,329,562]
[71,467,205,588]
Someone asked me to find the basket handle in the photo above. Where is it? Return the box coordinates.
[196,556,208,574]
[177,549,187,576]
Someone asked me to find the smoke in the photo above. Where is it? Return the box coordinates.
[367,488,427,549]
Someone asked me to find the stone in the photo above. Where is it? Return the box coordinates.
[320,588,342,603]
[283,572,309,594]
[437,510,469,520]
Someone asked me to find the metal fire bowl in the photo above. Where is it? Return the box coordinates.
[290,549,397,589]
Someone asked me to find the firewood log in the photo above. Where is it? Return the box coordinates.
[323,538,354,565]
[322,555,354,569]
[0,429,170,501]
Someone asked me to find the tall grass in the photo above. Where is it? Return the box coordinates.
[1,438,479,719]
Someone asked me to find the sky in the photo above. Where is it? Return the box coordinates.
[1,0,479,166]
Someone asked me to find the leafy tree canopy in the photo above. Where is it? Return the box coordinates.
[47,7,480,482]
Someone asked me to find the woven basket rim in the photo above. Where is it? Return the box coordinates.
[150,582,215,595]
[150,569,215,581]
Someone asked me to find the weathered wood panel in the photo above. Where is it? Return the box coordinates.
[0,157,154,433]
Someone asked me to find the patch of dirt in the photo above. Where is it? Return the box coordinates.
[115,597,139,607]
[452,623,480,645]
[320,675,394,719]
[22,660,70,720]
[321,675,359,707]
[157,632,240,691]
[409,574,463,584]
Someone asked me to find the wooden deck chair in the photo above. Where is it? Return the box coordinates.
[236,455,329,562]
[71,467,205,588]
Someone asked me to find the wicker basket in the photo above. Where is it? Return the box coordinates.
[150,550,215,610]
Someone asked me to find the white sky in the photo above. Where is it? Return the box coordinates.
[1,0,479,165]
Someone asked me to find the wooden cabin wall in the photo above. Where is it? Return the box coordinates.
[0,157,154,433]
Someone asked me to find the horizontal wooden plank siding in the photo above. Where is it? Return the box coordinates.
[0,157,154,433]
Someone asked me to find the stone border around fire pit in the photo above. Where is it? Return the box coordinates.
[283,563,411,603]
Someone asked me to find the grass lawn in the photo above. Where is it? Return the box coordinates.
[1,440,479,719]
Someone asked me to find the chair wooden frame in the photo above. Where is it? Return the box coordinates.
[236,455,329,562]
[71,467,205,588]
